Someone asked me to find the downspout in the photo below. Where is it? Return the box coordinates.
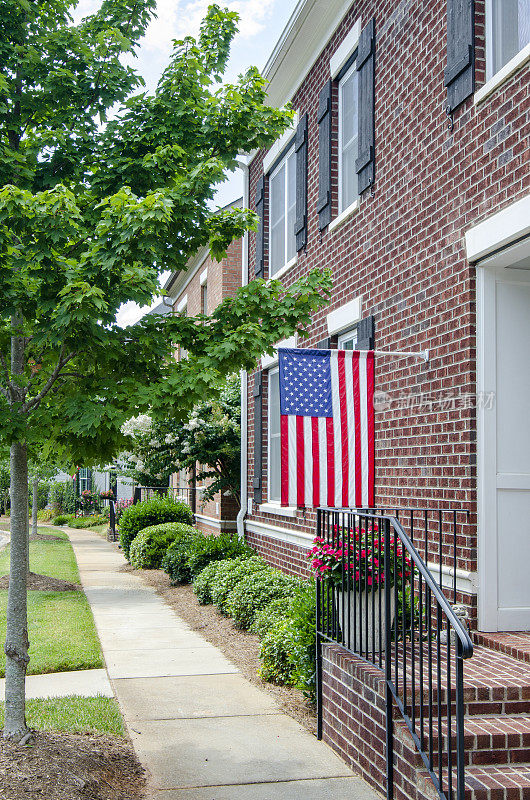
[236,157,250,540]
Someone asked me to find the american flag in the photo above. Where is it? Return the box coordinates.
[278,348,375,509]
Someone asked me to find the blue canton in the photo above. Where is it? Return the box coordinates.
[279,349,333,417]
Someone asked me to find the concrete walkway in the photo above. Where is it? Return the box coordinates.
[0,669,113,700]
[67,528,380,800]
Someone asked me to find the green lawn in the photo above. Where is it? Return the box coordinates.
[0,528,80,584]
[0,591,103,676]
[0,696,124,735]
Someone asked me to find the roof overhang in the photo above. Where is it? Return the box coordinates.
[262,0,353,109]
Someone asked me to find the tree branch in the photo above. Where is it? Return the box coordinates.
[22,349,76,412]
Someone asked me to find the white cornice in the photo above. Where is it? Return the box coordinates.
[165,247,209,303]
[263,0,354,108]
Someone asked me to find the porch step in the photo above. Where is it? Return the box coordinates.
[474,632,530,666]
[416,764,530,800]
[396,716,530,768]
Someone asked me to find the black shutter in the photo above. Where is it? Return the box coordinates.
[356,19,376,195]
[317,81,332,230]
[253,371,263,504]
[445,0,474,112]
[356,315,375,350]
[254,176,265,277]
[294,113,308,251]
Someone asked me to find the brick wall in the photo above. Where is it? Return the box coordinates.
[173,236,242,530]
[244,0,530,610]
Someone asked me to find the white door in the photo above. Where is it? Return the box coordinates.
[478,252,530,631]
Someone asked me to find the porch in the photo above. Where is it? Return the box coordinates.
[314,507,530,800]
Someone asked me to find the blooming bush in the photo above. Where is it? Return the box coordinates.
[309,525,412,590]
[115,498,133,525]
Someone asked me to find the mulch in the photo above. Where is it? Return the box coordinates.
[28,533,63,543]
[123,564,318,736]
[0,572,79,591]
[0,731,146,800]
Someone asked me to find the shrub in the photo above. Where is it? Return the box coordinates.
[226,569,300,630]
[161,528,200,583]
[51,514,70,525]
[68,514,107,529]
[131,523,196,569]
[193,560,226,604]
[118,497,193,559]
[186,532,254,578]
[210,557,269,614]
[253,582,317,695]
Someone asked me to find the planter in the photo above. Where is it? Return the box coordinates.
[337,586,395,653]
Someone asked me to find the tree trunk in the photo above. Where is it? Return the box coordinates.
[4,440,30,741]
[32,478,38,538]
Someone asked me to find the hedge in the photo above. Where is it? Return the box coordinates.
[119,497,193,559]
[130,523,196,569]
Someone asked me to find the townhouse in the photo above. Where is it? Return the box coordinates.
[238,2,530,795]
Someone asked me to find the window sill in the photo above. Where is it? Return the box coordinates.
[329,199,360,233]
[258,502,298,518]
[270,256,297,281]
[474,43,530,105]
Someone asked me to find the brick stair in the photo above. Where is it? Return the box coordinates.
[396,636,530,800]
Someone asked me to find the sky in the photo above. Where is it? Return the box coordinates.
[74,0,298,326]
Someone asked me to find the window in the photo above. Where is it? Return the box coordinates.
[79,468,91,494]
[488,0,530,78]
[201,283,207,315]
[269,148,296,276]
[267,367,281,502]
[338,326,358,350]
[338,63,359,213]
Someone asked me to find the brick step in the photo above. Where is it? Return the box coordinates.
[396,716,530,768]
[419,764,530,800]
[474,632,530,666]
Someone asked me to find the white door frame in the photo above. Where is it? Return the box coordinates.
[477,257,530,631]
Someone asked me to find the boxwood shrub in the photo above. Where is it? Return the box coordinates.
[119,497,193,560]
[193,560,228,604]
[161,528,200,584]
[210,557,269,614]
[51,514,70,526]
[226,570,301,630]
[130,523,196,569]
[186,532,255,578]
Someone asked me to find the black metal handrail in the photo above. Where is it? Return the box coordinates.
[315,507,474,800]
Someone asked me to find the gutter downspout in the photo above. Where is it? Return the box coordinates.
[237,158,250,540]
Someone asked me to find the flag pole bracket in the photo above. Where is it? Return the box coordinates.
[373,349,429,363]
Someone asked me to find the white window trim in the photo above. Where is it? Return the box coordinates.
[475,40,530,105]
[200,267,208,285]
[271,255,297,281]
[268,147,296,278]
[330,20,361,79]
[337,61,359,217]
[258,502,298,518]
[262,112,299,175]
[329,199,360,233]
[338,327,358,348]
[267,365,280,504]
[176,295,187,313]
[261,335,297,369]
[327,297,362,336]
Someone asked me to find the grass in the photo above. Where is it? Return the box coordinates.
[0,591,103,677]
[0,528,80,584]
[0,696,125,735]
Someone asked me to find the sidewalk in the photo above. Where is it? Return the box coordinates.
[67,528,381,800]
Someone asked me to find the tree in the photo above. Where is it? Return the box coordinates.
[0,2,331,740]
[121,374,241,502]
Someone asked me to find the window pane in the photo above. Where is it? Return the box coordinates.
[340,69,359,211]
[286,151,297,262]
[268,370,281,502]
[339,328,358,350]
[491,0,530,74]
[269,370,280,436]
[270,166,286,275]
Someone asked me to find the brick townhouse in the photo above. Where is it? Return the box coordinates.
[237,1,530,797]
[164,199,242,535]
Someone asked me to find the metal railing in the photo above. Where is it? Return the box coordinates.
[315,507,474,800]
[132,485,201,513]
